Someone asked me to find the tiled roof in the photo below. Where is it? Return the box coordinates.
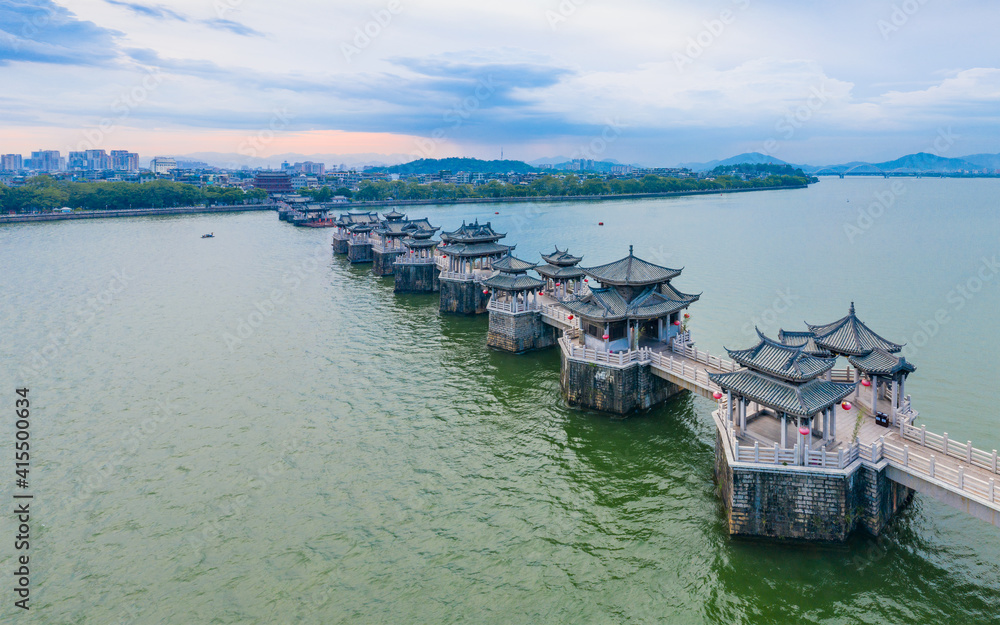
[582,246,682,286]
[727,330,837,382]
[482,273,545,291]
[806,302,903,356]
[777,330,832,357]
[336,212,380,226]
[848,348,916,377]
[492,254,536,274]
[535,264,587,280]
[540,247,583,267]
[708,370,856,418]
[561,284,697,322]
[440,220,505,244]
[437,242,513,257]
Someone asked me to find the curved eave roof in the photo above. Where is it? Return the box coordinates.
[438,242,513,258]
[561,285,697,322]
[726,330,837,382]
[540,247,583,267]
[708,370,856,418]
[535,264,586,280]
[778,330,833,357]
[583,247,682,286]
[492,254,537,274]
[806,302,903,356]
[482,274,545,291]
[848,348,916,377]
[440,220,505,244]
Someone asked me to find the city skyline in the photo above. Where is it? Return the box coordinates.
[2,1,999,166]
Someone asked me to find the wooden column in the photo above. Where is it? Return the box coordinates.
[727,391,733,425]
[781,413,787,448]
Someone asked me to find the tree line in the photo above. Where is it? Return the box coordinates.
[350,173,811,202]
[0,177,268,213]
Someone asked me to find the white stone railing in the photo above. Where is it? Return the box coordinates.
[880,436,997,505]
[719,409,861,470]
[560,338,653,367]
[540,304,575,326]
[439,271,476,281]
[488,300,540,314]
[669,342,740,374]
[899,421,999,476]
[394,255,436,265]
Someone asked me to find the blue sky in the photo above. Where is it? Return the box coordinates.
[1,0,998,165]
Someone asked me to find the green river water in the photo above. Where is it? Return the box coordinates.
[1,177,998,624]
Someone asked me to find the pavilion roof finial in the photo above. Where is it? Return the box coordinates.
[629,244,634,256]
[849,301,855,315]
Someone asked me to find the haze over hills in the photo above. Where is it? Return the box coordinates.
[680,151,1000,174]
[144,151,415,170]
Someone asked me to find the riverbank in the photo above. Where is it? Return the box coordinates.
[346,183,810,208]
[0,203,278,224]
[0,183,809,224]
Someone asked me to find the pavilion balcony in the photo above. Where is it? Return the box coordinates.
[488,299,541,315]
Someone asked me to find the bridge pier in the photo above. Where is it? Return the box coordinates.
[714,425,913,541]
[439,277,489,315]
[487,309,557,353]
[560,348,683,415]
[394,262,439,293]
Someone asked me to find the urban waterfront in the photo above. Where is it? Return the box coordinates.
[2,177,999,623]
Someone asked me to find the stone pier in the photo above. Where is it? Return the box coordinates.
[394,263,440,293]
[487,310,558,353]
[348,240,373,264]
[440,277,489,314]
[332,235,349,254]
[560,350,684,415]
[714,430,913,541]
[373,248,404,276]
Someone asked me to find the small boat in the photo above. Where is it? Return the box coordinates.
[598,222,604,226]
[201,233,214,238]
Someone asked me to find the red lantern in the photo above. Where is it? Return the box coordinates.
[555,283,561,287]
[713,391,723,400]
[861,379,871,387]
[841,401,853,411]
[584,278,589,283]
[602,334,610,340]
[684,313,690,319]
[483,290,489,295]
[798,426,810,436]
[673,320,681,326]
[568,315,574,320]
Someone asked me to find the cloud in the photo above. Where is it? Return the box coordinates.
[0,0,122,66]
[103,0,264,37]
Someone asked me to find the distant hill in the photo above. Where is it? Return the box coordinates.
[680,152,792,171]
[376,158,537,175]
[874,152,978,173]
[961,153,1000,169]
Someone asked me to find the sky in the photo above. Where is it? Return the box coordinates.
[1,0,998,166]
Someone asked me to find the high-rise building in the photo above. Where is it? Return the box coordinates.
[150,157,177,174]
[1,154,23,171]
[28,150,62,172]
[110,150,139,171]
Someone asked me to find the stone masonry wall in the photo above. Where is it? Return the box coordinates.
[560,350,682,415]
[439,278,489,314]
[486,311,557,353]
[348,241,373,264]
[714,433,913,541]
[332,235,349,254]
[373,249,404,276]
[394,263,439,293]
